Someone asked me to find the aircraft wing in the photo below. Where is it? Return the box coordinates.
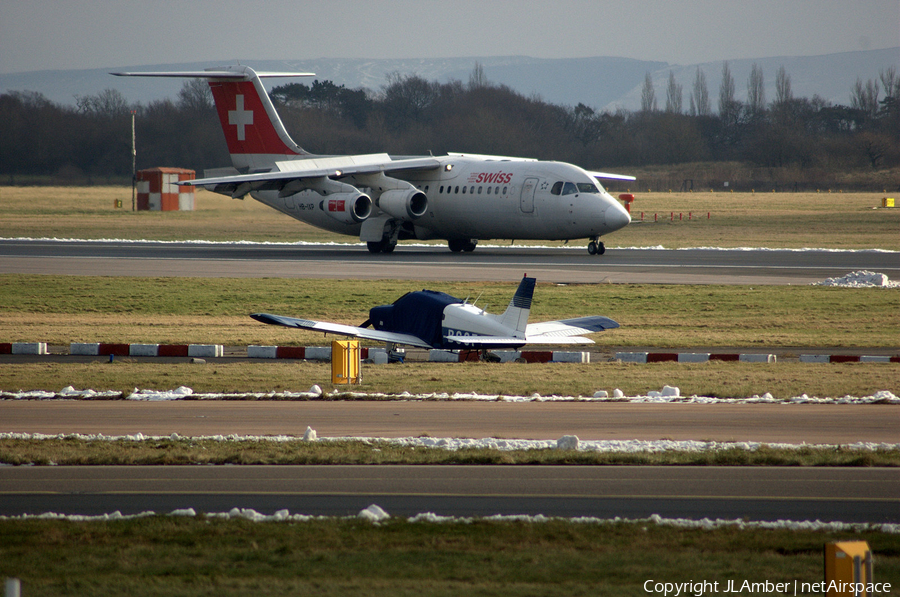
[525,316,620,341]
[250,313,433,349]
[184,153,442,192]
[588,170,637,182]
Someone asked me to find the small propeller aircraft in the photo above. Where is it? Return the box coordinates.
[251,275,619,359]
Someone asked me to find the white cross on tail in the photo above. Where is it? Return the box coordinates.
[228,94,253,141]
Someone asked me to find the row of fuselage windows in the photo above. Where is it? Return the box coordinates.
[438,184,509,196]
[428,181,601,196]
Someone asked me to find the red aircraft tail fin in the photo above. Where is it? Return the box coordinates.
[112,65,312,170]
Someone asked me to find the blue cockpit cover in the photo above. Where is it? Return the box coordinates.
[369,290,462,347]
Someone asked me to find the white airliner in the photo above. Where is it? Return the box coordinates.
[113,65,633,254]
[251,275,619,355]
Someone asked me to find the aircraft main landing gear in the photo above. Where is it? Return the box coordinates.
[587,238,606,255]
[367,238,396,253]
[448,239,478,253]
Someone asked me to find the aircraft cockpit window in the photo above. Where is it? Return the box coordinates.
[551,181,563,195]
[563,182,578,195]
[576,182,600,193]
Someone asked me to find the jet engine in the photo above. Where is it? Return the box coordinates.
[376,189,428,221]
[320,192,372,224]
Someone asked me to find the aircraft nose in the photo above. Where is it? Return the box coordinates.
[605,200,631,231]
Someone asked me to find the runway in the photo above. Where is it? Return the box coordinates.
[2,239,898,284]
[2,401,897,521]
[1,465,897,522]
[2,400,897,443]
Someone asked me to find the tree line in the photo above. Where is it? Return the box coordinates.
[1,63,897,189]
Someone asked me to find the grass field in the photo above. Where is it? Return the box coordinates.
[0,517,897,597]
[1,185,898,249]
[1,274,898,398]
[3,437,898,467]
[2,360,898,401]
[2,275,898,349]
[1,185,898,593]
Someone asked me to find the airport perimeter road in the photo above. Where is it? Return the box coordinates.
[2,401,897,444]
[0,465,896,522]
[1,239,898,284]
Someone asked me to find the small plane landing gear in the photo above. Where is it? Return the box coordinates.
[587,239,606,255]
[448,239,478,253]
[367,238,396,253]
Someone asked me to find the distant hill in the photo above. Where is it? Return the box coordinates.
[1,48,896,112]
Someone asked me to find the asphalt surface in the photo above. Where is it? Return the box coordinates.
[2,400,897,444]
[2,239,899,284]
[2,465,897,522]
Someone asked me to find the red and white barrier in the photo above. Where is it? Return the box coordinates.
[0,342,48,355]
[616,352,778,363]
[69,343,221,357]
[4,342,898,364]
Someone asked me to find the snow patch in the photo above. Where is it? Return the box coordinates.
[126,386,194,401]
[4,236,898,254]
[301,426,318,442]
[3,387,897,404]
[358,504,390,522]
[2,507,896,533]
[4,432,895,454]
[814,270,900,288]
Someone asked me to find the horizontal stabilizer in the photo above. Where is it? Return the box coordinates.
[111,70,314,79]
[526,315,619,339]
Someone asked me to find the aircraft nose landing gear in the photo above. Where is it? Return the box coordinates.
[587,238,606,255]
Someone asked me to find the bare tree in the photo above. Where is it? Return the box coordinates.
[75,88,131,118]
[879,66,899,100]
[690,67,710,116]
[468,62,488,90]
[774,65,792,106]
[177,78,213,112]
[718,61,735,115]
[850,77,880,118]
[640,72,657,112]
[665,71,683,113]
[747,63,765,115]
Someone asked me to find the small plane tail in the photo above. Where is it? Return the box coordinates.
[497,276,535,334]
[112,65,313,171]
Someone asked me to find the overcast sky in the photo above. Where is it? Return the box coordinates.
[1,0,897,74]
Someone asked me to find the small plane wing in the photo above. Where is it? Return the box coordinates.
[525,316,620,340]
[250,313,433,349]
